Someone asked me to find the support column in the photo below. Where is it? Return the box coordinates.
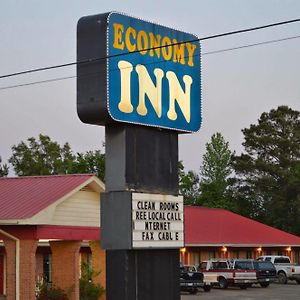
[3,240,16,300]
[3,239,38,300]
[50,241,81,300]
[19,240,38,300]
[89,241,106,299]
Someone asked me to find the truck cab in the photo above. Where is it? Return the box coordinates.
[199,259,257,289]
[232,259,277,287]
[257,255,300,284]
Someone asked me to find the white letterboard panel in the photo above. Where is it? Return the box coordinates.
[132,193,184,248]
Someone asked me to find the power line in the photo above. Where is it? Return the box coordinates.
[0,75,76,91]
[0,34,300,91]
[203,34,300,55]
[0,17,300,80]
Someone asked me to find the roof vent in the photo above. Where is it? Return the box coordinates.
[80,186,93,192]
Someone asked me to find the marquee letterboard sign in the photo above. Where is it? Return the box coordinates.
[77,12,202,132]
[132,193,184,248]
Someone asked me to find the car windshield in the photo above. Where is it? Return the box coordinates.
[199,262,207,270]
[274,257,290,263]
[182,265,196,272]
[234,261,253,270]
[211,262,228,269]
[254,261,275,270]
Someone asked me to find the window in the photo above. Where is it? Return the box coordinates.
[208,251,216,259]
[274,257,290,264]
[199,262,207,270]
[254,261,275,271]
[211,261,228,270]
[295,251,300,264]
[218,262,229,269]
[193,252,200,266]
[260,257,272,262]
[234,261,253,270]
[43,254,52,284]
[231,251,239,259]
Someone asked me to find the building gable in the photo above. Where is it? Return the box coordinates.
[0,174,104,227]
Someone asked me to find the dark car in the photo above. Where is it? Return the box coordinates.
[233,259,276,287]
[253,261,277,287]
[180,263,211,294]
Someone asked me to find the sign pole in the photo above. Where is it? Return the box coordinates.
[103,124,180,299]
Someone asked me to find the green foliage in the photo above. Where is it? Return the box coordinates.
[9,134,74,176]
[71,150,105,182]
[80,262,105,300]
[36,285,69,300]
[198,132,236,210]
[8,134,105,181]
[201,132,233,183]
[178,161,200,205]
[232,106,300,234]
[0,156,9,177]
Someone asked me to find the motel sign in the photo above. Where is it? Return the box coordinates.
[77,12,202,133]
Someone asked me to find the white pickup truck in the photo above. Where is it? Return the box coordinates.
[199,259,257,289]
[257,255,300,284]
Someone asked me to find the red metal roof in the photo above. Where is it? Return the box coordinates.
[184,206,300,246]
[0,174,95,220]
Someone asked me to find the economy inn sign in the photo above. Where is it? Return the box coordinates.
[77,12,202,133]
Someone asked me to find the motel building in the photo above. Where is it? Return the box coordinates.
[181,206,300,266]
[0,175,300,300]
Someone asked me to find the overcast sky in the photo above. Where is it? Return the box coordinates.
[0,0,300,173]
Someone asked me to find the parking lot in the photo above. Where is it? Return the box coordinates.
[181,283,299,300]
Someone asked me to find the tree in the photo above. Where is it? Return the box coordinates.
[178,161,200,205]
[71,150,105,182]
[0,156,9,177]
[9,134,75,176]
[9,134,105,181]
[80,262,105,300]
[232,106,300,235]
[198,132,236,210]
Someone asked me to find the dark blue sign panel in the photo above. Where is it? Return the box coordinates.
[107,13,201,133]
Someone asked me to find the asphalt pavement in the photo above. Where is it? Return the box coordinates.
[181,282,299,300]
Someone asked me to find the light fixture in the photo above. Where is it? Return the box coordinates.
[256,247,262,252]
[221,246,227,252]
[286,246,292,252]
[180,247,186,253]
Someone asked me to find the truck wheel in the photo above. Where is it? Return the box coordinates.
[278,272,288,284]
[203,285,211,292]
[189,288,198,294]
[260,283,270,288]
[239,285,248,289]
[218,277,228,289]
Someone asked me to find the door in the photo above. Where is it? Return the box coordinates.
[0,255,4,294]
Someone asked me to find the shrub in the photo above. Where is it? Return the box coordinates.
[80,262,105,300]
[36,285,69,300]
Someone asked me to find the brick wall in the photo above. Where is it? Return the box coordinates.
[19,240,38,300]
[89,241,106,300]
[50,241,81,300]
[3,239,38,300]
[3,240,15,300]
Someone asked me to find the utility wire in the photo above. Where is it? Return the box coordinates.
[0,34,300,91]
[0,75,76,90]
[203,34,300,55]
[0,17,300,80]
